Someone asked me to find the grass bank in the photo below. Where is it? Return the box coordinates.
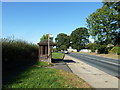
[79,52,118,59]
[3,61,92,88]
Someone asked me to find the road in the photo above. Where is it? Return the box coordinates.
[68,52,119,78]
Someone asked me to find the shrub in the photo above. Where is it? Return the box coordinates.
[109,46,120,55]
[53,48,58,52]
[91,47,96,52]
[117,48,120,55]
[85,43,97,52]
[97,45,108,54]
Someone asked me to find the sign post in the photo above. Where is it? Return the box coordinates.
[48,34,53,63]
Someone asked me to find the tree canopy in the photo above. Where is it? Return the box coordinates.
[86,2,119,45]
[70,27,89,52]
[40,34,53,41]
[55,33,70,51]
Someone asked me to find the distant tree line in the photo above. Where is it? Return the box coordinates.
[55,27,89,52]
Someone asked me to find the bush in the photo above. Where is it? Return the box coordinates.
[97,45,108,54]
[109,46,120,55]
[117,48,120,55]
[91,47,96,52]
[85,43,97,52]
[53,48,58,52]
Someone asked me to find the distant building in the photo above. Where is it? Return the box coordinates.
[67,46,77,52]
[107,44,114,48]
[79,49,91,53]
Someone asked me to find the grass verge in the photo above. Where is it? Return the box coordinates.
[79,52,118,59]
[3,61,92,88]
[35,61,49,67]
[52,52,64,59]
[35,61,54,67]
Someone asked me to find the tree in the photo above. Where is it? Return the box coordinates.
[110,1,120,46]
[70,27,89,52]
[40,34,53,41]
[103,1,120,45]
[55,33,70,51]
[86,2,119,45]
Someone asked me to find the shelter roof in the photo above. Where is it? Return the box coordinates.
[38,39,56,46]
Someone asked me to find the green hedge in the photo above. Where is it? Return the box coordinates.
[109,46,120,55]
[2,38,38,75]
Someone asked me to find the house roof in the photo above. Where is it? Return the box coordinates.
[37,39,56,46]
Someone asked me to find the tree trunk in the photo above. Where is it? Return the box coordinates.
[77,49,79,52]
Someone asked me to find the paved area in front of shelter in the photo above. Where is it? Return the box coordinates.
[50,59,72,73]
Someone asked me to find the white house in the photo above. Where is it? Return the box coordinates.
[79,49,91,53]
[67,46,77,52]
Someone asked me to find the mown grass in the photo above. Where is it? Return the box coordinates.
[35,61,54,67]
[35,61,49,67]
[52,52,64,59]
[3,61,92,88]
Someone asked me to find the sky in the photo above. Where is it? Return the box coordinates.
[2,2,103,44]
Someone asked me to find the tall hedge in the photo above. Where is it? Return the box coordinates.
[2,38,38,76]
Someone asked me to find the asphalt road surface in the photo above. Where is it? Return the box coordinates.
[68,52,119,78]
